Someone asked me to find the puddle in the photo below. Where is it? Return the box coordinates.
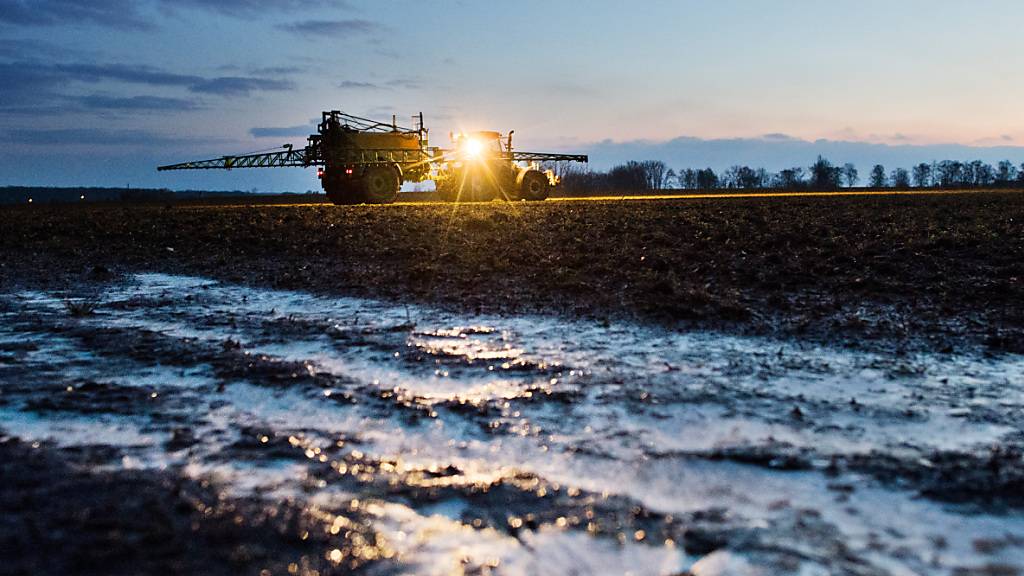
[2,273,1024,575]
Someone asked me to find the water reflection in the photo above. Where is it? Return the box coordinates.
[1,273,1023,574]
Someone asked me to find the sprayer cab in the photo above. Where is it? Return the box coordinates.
[435,129,559,202]
[451,131,506,161]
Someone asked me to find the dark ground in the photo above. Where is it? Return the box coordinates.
[0,437,387,576]
[2,191,1022,352]
[2,191,1024,575]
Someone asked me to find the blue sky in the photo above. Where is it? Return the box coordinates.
[2,0,1023,190]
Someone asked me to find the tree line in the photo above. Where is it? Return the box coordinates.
[552,157,1024,193]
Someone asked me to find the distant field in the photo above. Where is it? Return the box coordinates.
[6,185,1024,207]
[2,190,1022,351]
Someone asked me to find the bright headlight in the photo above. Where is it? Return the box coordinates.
[464,138,483,158]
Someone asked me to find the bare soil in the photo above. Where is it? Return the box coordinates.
[2,191,1022,351]
[3,192,1024,575]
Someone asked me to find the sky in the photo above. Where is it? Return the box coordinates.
[2,0,1024,191]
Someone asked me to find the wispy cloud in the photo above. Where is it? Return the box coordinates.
[250,125,314,138]
[77,95,200,111]
[0,61,294,112]
[53,63,203,87]
[336,78,421,91]
[277,19,381,37]
[973,134,1016,146]
[385,78,421,90]
[189,76,294,96]
[0,38,82,59]
[171,0,348,15]
[337,80,382,90]
[0,0,153,30]
[0,0,352,30]
[4,127,206,146]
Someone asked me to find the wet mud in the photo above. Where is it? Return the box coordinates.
[2,193,1023,353]
[1,273,1023,574]
[0,437,390,576]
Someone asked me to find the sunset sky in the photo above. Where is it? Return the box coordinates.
[2,0,1023,190]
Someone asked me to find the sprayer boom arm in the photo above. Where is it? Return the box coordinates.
[157,147,313,171]
[508,152,588,163]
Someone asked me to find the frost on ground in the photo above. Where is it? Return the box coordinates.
[2,273,1024,575]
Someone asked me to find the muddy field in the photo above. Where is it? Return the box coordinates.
[3,192,1024,351]
[2,193,1024,575]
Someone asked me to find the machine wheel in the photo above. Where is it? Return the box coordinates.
[519,170,551,201]
[323,171,364,205]
[436,178,460,202]
[362,166,400,204]
[436,171,495,202]
[465,171,500,202]
[326,184,364,205]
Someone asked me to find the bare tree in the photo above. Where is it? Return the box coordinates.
[936,161,963,188]
[735,166,763,189]
[695,168,718,190]
[869,165,887,188]
[891,167,910,189]
[678,169,697,189]
[721,166,741,189]
[977,162,995,187]
[638,160,668,190]
[810,156,842,190]
[996,161,1018,186]
[912,163,932,188]
[609,161,649,190]
[774,167,805,190]
[842,163,859,188]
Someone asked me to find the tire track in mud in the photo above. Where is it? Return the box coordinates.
[3,275,1024,574]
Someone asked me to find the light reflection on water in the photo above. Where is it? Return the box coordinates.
[1,273,1024,574]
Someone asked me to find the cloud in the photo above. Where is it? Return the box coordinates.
[170,0,348,14]
[277,19,381,37]
[249,65,305,76]
[54,64,293,96]
[53,63,202,87]
[973,134,1017,146]
[0,61,294,112]
[4,127,203,146]
[188,76,294,96]
[0,0,153,30]
[250,125,314,138]
[0,0,351,30]
[77,95,200,111]
[338,80,382,90]
[336,78,421,91]
[0,63,70,108]
[761,133,797,141]
[385,78,421,90]
[0,38,80,59]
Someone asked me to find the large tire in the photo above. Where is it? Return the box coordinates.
[323,171,364,205]
[519,170,551,201]
[464,172,498,202]
[362,165,400,204]
[436,170,495,202]
[436,177,460,202]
